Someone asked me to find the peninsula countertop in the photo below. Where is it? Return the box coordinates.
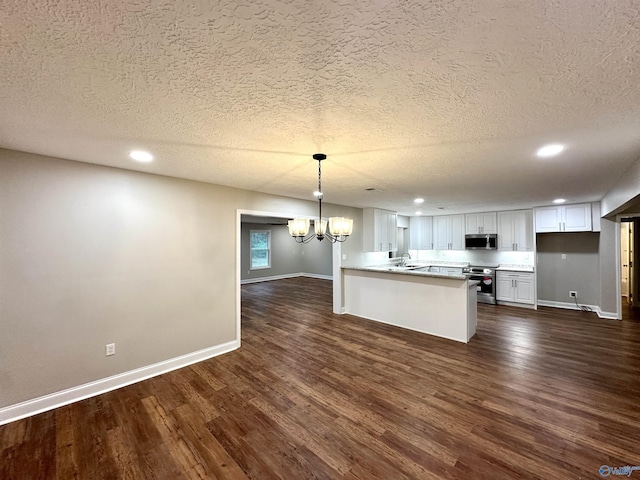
[341,264,479,343]
[342,264,469,281]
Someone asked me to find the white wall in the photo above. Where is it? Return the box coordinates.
[0,149,363,410]
[599,217,619,317]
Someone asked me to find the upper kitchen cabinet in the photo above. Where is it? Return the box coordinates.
[433,214,465,250]
[363,208,397,252]
[535,203,592,233]
[409,216,433,250]
[465,212,497,234]
[498,210,534,251]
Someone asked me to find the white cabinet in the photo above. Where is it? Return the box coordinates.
[409,216,433,250]
[422,266,461,275]
[433,215,465,250]
[498,210,534,251]
[535,203,592,233]
[363,208,397,252]
[440,267,463,276]
[496,271,534,304]
[465,212,497,234]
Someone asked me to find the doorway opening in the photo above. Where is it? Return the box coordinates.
[620,217,640,321]
[236,210,341,344]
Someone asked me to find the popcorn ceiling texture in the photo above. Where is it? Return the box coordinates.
[1,0,640,214]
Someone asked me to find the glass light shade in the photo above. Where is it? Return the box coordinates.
[288,218,310,237]
[329,217,353,236]
[314,218,327,235]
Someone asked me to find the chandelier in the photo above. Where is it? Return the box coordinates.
[288,153,353,243]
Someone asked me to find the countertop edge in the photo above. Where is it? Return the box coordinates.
[342,266,467,281]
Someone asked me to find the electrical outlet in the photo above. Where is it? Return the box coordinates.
[342,254,347,260]
[569,291,577,298]
[561,254,566,260]
[106,343,116,356]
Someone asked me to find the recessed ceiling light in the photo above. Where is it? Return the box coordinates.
[414,198,424,204]
[415,211,422,216]
[553,198,566,204]
[536,144,565,158]
[129,150,154,163]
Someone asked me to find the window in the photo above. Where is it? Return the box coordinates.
[250,230,271,269]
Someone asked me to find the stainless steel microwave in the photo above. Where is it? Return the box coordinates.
[465,234,498,250]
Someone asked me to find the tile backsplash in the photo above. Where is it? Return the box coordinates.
[410,249,534,266]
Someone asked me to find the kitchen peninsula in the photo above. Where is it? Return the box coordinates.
[341,265,478,343]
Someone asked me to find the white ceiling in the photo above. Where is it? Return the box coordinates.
[2,0,640,216]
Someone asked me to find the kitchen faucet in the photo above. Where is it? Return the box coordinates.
[400,252,411,266]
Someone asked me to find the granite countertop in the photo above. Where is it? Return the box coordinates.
[497,264,535,272]
[342,264,467,280]
[414,261,469,267]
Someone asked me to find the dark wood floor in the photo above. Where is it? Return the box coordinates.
[2,278,640,479]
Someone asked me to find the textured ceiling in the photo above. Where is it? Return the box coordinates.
[1,0,640,215]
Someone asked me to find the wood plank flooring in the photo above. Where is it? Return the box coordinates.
[2,277,640,479]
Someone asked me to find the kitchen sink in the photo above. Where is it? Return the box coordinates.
[386,264,424,271]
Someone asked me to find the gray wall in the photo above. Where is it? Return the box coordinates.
[536,232,600,305]
[240,223,332,281]
[0,149,363,408]
[599,218,619,315]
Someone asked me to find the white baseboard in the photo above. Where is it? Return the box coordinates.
[537,300,619,320]
[241,273,332,284]
[0,339,240,426]
[300,273,333,281]
[496,301,536,310]
[597,310,619,320]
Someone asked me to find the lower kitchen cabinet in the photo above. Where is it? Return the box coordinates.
[496,271,534,305]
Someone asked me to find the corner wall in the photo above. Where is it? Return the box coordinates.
[0,149,362,414]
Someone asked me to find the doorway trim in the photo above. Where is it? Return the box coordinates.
[617,213,640,319]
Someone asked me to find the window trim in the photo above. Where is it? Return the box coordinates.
[250,230,271,270]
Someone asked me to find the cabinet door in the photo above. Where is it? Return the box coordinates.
[376,209,388,251]
[450,215,465,250]
[497,212,515,251]
[465,214,480,234]
[364,208,395,252]
[480,212,497,234]
[496,273,515,301]
[409,216,423,249]
[388,212,398,251]
[443,267,462,275]
[563,204,592,232]
[535,206,561,233]
[410,216,433,250]
[513,210,534,251]
[362,208,377,252]
[423,216,433,250]
[433,216,451,250]
[514,275,535,304]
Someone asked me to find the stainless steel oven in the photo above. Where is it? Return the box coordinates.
[463,265,498,304]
